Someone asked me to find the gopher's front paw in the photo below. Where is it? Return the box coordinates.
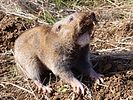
[89,67,104,84]
[34,80,52,93]
[71,78,84,95]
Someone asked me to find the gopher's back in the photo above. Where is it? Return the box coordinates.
[15,24,51,51]
[14,24,51,80]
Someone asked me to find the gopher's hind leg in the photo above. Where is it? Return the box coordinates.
[15,52,52,93]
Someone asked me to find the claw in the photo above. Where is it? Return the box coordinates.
[89,67,104,84]
[41,86,52,93]
[34,80,43,91]
[71,78,84,95]
[34,80,52,93]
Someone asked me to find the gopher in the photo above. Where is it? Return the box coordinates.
[14,11,103,94]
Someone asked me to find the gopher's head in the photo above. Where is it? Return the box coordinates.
[51,11,97,47]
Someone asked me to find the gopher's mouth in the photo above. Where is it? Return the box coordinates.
[76,22,94,47]
[79,22,93,37]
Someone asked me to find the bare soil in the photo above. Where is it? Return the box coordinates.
[0,8,133,100]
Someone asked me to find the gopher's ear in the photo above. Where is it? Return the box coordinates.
[90,12,98,25]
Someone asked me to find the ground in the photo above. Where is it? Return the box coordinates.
[0,0,133,100]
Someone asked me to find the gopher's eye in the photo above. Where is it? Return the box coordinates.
[69,16,73,22]
[56,25,62,31]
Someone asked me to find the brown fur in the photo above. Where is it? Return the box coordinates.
[14,11,97,93]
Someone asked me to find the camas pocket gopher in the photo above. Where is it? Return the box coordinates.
[14,11,103,94]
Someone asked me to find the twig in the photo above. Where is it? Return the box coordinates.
[48,73,52,86]
[94,37,133,48]
[106,0,119,7]
[94,38,117,48]
[26,80,39,100]
[0,95,17,100]
[1,81,39,100]
[0,10,47,24]
[1,82,33,94]
[104,70,133,76]
[97,83,108,87]
[82,83,92,100]
[0,83,6,88]
[71,93,76,100]
[120,36,133,42]
[96,46,132,53]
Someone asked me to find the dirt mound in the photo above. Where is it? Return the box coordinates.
[0,11,40,53]
[0,10,133,100]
